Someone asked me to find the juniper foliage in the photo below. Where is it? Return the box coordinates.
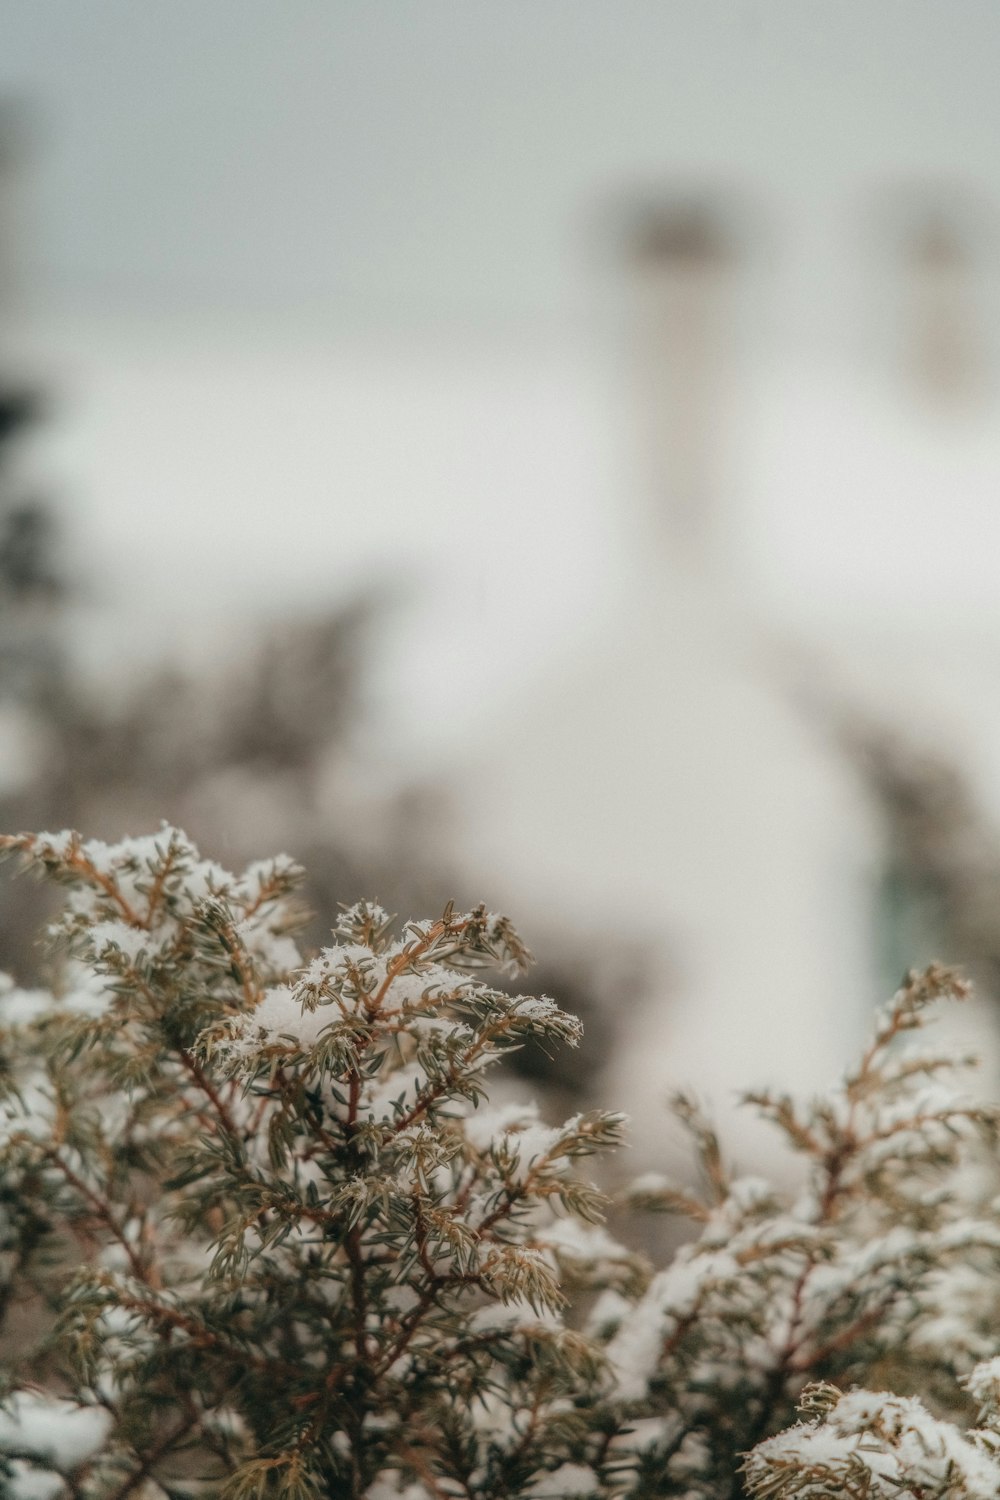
[2,828,1000,1500]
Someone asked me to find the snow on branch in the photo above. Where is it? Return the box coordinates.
[1,829,1000,1498]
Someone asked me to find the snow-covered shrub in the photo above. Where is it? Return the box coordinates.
[0,829,628,1499]
[744,1377,1000,1499]
[603,966,1000,1495]
[2,826,1000,1499]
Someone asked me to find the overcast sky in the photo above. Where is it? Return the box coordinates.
[3,2,1000,328]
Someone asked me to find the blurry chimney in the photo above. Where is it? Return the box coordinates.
[621,196,738,570]
[896,196,986,405]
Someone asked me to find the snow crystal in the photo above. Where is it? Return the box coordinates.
[752,1390,1000,1500]
[30,831,75,858]
[464,1099,544,1152]
[240,854,300,888]
[4,1466,64,1500]
[587,1287,632,1334]
[539,1218,630,1265]
[388,966,471,1007]
[294,944,383,998]
[89,919,150,963]
[337,900,390,932]
[78,832,169,879]
[465,1103,580,1181]
[232,918,300,974]
[381,1283,420,1315]
[511,996,562,1022]
[57,965,116,1018]
[502,1122,566,1179]
[178,857,235,902]
[0,958,114,1027]
[936,1219,1000,1253]
[361,1064,430,1122]
[0,1078,55,1144]
[0,986,54,1026]
[403,1014,472,1042]
[292,943,468,1012]
[0,1391,112,1469]
[526,1462,598,1497]
[605,1250,738,1401]
[724,1175,776,1212]
[628,1171,673,1196]
[967,1356,1000,1407]
[229,984,340,1053]
[468,1300,559,1334]
[364,1478,434,1500]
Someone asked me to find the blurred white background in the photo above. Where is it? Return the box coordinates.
[5,2,1000,1158]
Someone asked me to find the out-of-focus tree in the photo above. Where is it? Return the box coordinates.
[0,373,442,970]
[841,720,1000,997]
[4,832,1000,1499]
[0,443,611,1106]
[0,581,432,972]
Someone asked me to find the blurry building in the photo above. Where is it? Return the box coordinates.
[442,196,882,1164]
[899,198,986,405]
[432,187,1000,1172]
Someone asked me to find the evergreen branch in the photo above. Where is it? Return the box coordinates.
[2,828,996,1499]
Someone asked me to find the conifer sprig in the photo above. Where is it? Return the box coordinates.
[3,830,1000,1499]
[0,829,624,1498]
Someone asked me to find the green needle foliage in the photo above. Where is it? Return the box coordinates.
[3,827,1000,1500]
